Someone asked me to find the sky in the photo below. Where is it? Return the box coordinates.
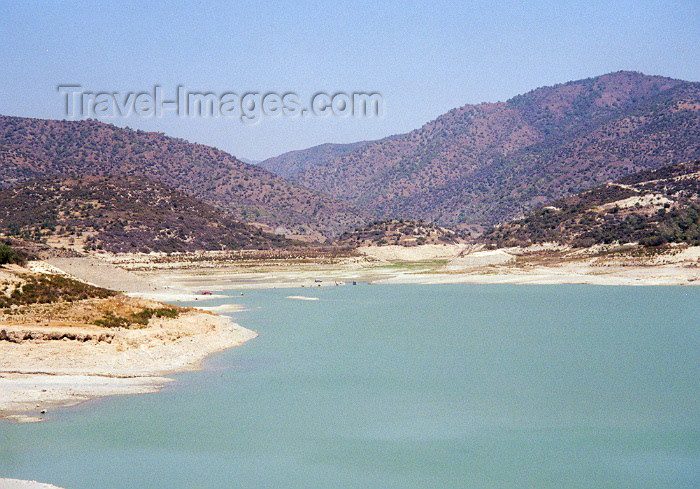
[1,0,698,161]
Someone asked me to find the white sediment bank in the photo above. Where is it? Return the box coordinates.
[0,311,257,422]
[5,244,699,421]
[0,479,66,489]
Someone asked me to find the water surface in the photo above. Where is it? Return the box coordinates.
[1,285,699,488]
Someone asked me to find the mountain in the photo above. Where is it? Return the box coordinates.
[0,175,294,253]
[274,72,700,226]
[238,157,260,165]
[259,141,369,179]
[0,116,370,236]
[481,160,700,247]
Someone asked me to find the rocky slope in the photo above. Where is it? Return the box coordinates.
[0,175,294,253]
[481,160,700,247]
[268,72,699,226]
[335,219,465,247]
[259,141,369,179]
[0,116,370,235]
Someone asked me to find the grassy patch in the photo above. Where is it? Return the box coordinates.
[380,259,449,271]
[94,306,180,329]
[0,273,116,308]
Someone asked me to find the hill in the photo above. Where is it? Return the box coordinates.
[0,175,294,253]
[481,161,700,247]
[276,72,699,226]
[0,116,369,236]
[335,219,465,247]
[259,141,369,179]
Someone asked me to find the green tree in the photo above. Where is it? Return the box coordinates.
[0,244,17,265]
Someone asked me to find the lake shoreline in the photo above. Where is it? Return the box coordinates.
[3,243,698,421]
[2,284,698,488]
[0,478,67,489]
[124,245,700,292]
[0,311,257,423]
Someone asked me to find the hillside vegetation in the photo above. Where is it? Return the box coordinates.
[0,116,370,235]
[0,176,294,253]
[481,161,700,247]
[336,219,465,247]
[259,141,369,179]
[267,72,699,226]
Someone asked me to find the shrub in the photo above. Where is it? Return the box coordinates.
[94,311,131,328]
[0,273,116,308]
[94,306,180,329]
[0,244,17,265]
[640,235,667,247]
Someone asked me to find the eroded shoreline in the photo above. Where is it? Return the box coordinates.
[118,244,700,291]
[3,243,698,422]
[0,310,256,423]
[0,478,67,489]
[1,245,698,489]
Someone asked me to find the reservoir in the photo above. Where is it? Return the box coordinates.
[1,284,698,488]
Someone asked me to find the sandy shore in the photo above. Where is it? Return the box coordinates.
[5,244,697,418]
[112,245,700,293]
[0,310,256,422]
[2,246,695,488]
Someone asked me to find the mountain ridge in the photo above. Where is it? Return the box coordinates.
[0,175,295,253]
[0,115,371,236]
[481,160,700,247]
[263,71,700,226]
[259,141,370,179]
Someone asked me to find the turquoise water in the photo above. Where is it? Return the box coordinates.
[1,285,699,488]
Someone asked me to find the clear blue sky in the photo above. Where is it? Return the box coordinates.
[1,0,698,160]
